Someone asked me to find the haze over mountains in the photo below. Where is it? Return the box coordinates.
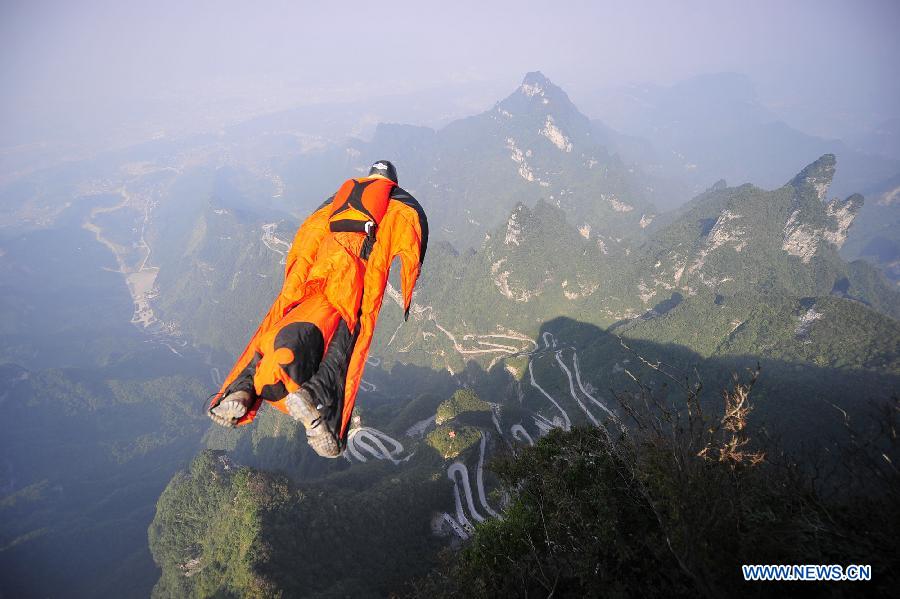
[585,73,900,196]
[1,71,898,597]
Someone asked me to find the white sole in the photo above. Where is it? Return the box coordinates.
[212,399,248,419]
[285,391,320,426]
[208,390,252,427]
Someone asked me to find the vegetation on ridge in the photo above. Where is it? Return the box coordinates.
[409,373,900,598]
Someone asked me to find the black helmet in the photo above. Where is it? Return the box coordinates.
[368,160,398,183]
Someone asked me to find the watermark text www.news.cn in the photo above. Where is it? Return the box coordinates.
[742,564,871,582]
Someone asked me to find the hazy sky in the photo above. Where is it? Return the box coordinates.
[2,0,899,145]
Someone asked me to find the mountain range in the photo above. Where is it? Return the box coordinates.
[0,71,898,597]
[142,76,898,596]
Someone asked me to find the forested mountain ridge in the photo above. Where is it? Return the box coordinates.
[384,154,899,373]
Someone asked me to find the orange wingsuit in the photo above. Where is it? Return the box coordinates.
[209,174,427,442]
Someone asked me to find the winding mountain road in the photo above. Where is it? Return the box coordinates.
[405,415,435,438]
[510,424,535,446]
[572,351,617,421]
[344,427,409,464]
[448,462,484,524]
[261,223,290,265]
[446,433,500,532]
[439,512,470,540]
[528,360,572,430]
[474,435,501,519]
[337,323,617,544]
[555,349,600,426]
[509,329,620,447]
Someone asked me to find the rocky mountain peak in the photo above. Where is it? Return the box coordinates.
[787,153,836,201]
[498,72,584,121]
[520,71,554,95]
[780,156,863,261]
[490,72,594,163]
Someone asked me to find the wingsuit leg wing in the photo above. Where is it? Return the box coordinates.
[209,200,334,424]
[299,318,357,447]
[248,291,342,405]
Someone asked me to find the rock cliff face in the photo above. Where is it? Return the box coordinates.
[782,154,864,262]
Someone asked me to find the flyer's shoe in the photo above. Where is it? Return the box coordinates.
[285,388,341,458]
[209,390,253,428]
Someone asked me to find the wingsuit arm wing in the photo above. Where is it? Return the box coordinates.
[211,200,334,419]
[338,194,428,437]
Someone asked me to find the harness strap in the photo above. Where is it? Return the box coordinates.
[330,218,377,260]
[329,219,376,236]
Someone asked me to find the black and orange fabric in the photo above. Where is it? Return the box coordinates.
[209,175,428,441]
